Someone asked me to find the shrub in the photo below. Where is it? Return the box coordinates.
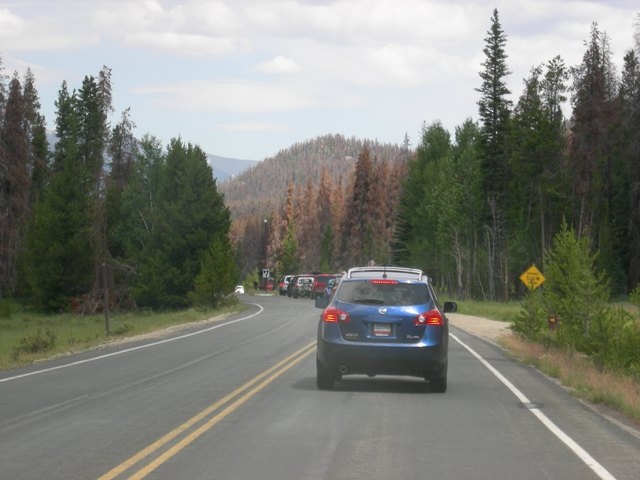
[629,284,640,308]
[589,307,640,381]
[542,223,609,353]
[190,237,238,308]
[513,288,546,340]
[13,328,57,357]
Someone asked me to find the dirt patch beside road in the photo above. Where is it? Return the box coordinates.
[447,313,512,343]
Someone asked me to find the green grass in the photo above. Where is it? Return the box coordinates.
[454,299,522,322]
[0,301,246,371]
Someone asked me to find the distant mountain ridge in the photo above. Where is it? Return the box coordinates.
[207,154,258,182]
[219,133,410,219]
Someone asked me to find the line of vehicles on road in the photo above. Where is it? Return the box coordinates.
[278,273,339,299]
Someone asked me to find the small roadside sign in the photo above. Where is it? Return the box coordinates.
[519,265,545,290]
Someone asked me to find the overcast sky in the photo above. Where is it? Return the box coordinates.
[1,0,638,161]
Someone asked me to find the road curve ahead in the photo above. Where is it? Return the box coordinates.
[1,295,638,480]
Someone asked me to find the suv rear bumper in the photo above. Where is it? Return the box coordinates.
[317,339,447,378]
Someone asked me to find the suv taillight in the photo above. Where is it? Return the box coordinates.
[414,308,443,326]
[322,307,350,323]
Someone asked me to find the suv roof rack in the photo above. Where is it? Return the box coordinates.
[346,266,428,282]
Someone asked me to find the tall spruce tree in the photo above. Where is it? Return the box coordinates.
[22,68,48,210]
[509,57,569,272]
[476,8,512,301]
[618,49,640,289]
[52,81,76,173]
[22,139,93,312]
[316,168,335,271]
[569,23,620,288]
[77,72,112,268]
[569,23,617,237]
[340,145,375,266]
[105,108,137,260]
[393,122,452,275]
[452,120,482,298]
[0,74,29,295]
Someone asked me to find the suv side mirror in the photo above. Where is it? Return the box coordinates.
[443,301,457,313]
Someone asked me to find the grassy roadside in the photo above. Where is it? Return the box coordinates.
[0,300,246,371]
[457,300,640,425]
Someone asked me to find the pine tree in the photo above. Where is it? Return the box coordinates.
[569,23,621,290]
[393,122,452,273]
[476,8,512,301]
[22,142,93,312]
[543,223,610,352]
[618,49,640,289]
[569,23,618,238]
[317,168,335,271]
[509,57,570,271]
[77,74,109,184]
[105,108,137,259]
[0,75,30,295]
[340,145,375,266]
[278,222,301,275]
[22,68,48,210]
[191,236,238,307]
[452,120,482,298]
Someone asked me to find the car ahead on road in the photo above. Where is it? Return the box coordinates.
[279,275,294,295]
[323,277,340,299]
[234,285,245,294]
[311,274,336,299]
[314,266,457,392]
[286,274,304,297]
[293,275,314,298]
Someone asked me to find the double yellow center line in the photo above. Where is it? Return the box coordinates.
[99,341,316,480]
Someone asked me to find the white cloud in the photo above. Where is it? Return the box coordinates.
[144,0,164,14]
[123,31,245,55]
[134,80,318,113]
[254,56,301,75]
[0,7,25,36]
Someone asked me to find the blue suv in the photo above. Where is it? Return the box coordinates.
[314,266,457,392]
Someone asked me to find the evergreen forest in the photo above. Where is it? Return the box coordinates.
[1,8,640,315]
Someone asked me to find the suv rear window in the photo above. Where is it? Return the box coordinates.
[337,280,430,306]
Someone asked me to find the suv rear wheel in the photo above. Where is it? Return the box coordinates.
[428,373,447,393]
[316,361,335,390]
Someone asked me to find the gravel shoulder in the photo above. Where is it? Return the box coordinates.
[447,313,512,343]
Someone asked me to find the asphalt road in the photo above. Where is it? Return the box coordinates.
[1,295,639,480]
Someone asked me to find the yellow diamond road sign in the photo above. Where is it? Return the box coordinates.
[520,265,545,290]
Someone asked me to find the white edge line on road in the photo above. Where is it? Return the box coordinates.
[0,304,264,384]
[450,333,617,480]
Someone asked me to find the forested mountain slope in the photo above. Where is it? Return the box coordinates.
[219,133,410,219]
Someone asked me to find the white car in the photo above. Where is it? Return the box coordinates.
[234,285,245,294]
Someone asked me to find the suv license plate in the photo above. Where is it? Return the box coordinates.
[373,323,392,336]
